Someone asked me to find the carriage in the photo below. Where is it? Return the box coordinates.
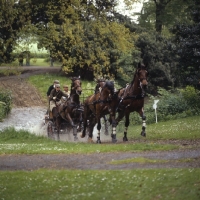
[45,62,148,143]
[45,77,84,141]
[45,105,84,141]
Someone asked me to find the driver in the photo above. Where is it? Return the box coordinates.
[45,80,59,115]
[49,84,68,112]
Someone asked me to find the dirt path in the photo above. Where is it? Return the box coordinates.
[0,148,200,171]
[0,67,200,170]
[0,66,61,107]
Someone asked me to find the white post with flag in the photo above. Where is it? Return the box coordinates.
[153,100,159,123]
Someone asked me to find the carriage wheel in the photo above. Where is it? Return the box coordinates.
[47,121,55,139]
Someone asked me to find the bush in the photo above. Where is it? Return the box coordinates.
[179,86,200,108]
[0,89,12,121]
[128,86,200,125]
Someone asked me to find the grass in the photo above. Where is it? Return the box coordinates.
[30,58,61,67]
[0,58,61,67]
[0,128,177,154]
[0,114,200,154]
[0,169,200,200]
[0,59,61,77]
[127,115,200,140]
[110,157,168,164]
[28,74,99,102]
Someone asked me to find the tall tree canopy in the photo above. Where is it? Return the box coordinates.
[172,0,200,86]
[137,0,194,34]
[32,0,137,79]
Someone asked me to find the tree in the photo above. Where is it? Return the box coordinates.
[135,29,180,93]
[137,0,194,34]
[32,0,136,80]
[173,0,200,87]
[0,0,33,64]
[0,0,19,63]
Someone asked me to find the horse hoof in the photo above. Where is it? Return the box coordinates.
[77,128,81,132]
[88,137,93,143]
[111,134,117,143]
[112,138,117,143]
[74,136,78,141]
[96,140,101,144]
[141,131,146,137]
[123,137,128,142]
[80,133,85,138]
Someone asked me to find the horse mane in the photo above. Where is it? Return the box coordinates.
[71,76,80,81]
[104,81,114,93]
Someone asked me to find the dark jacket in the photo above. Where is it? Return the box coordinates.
[49,89,68,102]
[47,85,54,96]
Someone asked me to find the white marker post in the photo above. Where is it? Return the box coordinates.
[153,100,159,123]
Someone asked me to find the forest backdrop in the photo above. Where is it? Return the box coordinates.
[0,0,200,93]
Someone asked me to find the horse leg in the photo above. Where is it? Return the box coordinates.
[110,113,117,143]
[65,113,75,127]
[73,126,78,141]
[81,106,89,138]
[96,117,101,144]
[55,118,61,141]
[103,115,109,135]
[115,110,127,141]
[123,112,130,142]
[64,112,78,140]
[77,113,83,132]
[139,109,146,137]
[87,119,95,143]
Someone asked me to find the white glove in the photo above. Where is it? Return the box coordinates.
[53,97,56,100]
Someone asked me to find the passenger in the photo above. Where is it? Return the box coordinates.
[63,85,70,98]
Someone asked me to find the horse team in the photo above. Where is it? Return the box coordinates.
[49,62,148,143]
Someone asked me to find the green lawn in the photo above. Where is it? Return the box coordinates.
[0,115,200,155]
[0,58,61,67]
[1,169,200,200]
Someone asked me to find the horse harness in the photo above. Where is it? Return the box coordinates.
[117,82,145,110]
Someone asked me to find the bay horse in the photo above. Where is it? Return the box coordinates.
[52,77,83,141]
[80,80,117,143]
[116,62,148,141]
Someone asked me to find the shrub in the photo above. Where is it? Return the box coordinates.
[179,86,200,108]
[128,86,200,125]
[0,89,12,121]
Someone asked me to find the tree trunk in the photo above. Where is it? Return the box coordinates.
[154,0,171,33]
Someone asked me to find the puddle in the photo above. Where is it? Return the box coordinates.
[0,107,113,142]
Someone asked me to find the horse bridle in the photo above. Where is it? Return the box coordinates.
[71,80,82,95]
[121,68,148,101]
[98,82,114,103]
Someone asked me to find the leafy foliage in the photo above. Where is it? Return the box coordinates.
[0,89,12,121]
[137,0,194,35]
[172,0,200,87]
[129,86,200,125]
[135,31,179,93]
[29,0,137,80]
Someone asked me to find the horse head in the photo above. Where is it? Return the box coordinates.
[137,62,148,89]
[71,76,82,95]
[100,81,115,101]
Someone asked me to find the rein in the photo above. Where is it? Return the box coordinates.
[118,68,147,105]
[122,93,145,100]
